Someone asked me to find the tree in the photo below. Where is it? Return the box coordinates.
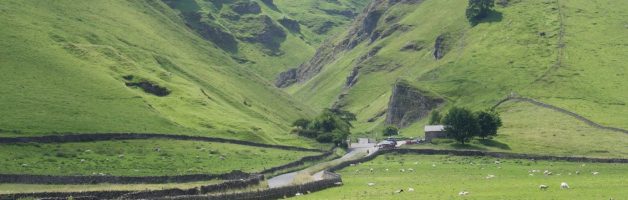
[442,107,480,144]
[466,0,495,22]
[476,110,503,139]
[382,126,399,136]
[292,118,310,129]
[428,111,442,125]
[295,109,356,146]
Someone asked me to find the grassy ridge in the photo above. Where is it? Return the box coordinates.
[0,0,321,145]
[297,155,628,199]
[287,0,628,135]
[0,139,317,176]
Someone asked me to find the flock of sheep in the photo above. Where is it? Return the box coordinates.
[350,160,604,196]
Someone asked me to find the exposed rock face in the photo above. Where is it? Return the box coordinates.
[278,17,301,33]
[385,81,443,128]
[275,0,424,88]
[231,0,261,14]
[275,68,297,88]
[400,40,425,51]
[179,12,238,53]
[236,15,286,55]
[125,80,171,97]
[433,34,449,60]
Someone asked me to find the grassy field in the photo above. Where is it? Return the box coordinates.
[0,180,221,194]
[0,139,317,176]
[401,101,628,158]
[295,154,628,200]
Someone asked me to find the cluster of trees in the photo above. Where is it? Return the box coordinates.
[466,0,495,23]
[431,107,502,144]
[292,109,356,146]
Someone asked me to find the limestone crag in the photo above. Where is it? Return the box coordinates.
[385,80,443,127]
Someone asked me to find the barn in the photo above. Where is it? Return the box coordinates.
[424,125,446,142]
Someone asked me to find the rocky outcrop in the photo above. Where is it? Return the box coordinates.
[231,0,261,14]
[278,17,301,33]
[179,12,239,53]
[125,80,171,97]
[400,40,426,51]
[236,15,287,55]
[275,0,424,88]
[385,80,443,127]
[275,68,297,88]
[433,33,450,60]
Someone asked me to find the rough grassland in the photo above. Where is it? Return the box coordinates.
[296,155,628,200]
[403,101,628,158]
[287,0,628,134]
[0,0,315,145]
[0,139,316,176]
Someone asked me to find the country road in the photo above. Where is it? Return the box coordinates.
[267,140,377,188]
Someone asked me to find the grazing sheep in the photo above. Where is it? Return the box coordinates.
[592,171,599,175]
[575,170,580,175]
[80,159,86,163]
[494,160,501,164]
[485,174,495,179]
[370,168,374,172]
[408,188,415,192]
[408,168,414,172]
[529,173,534,176]
[385,168,389,172]
[560,182,569,189]
[539,185,549,190]
[394,189,404,194]
[368,182,376,186]
[432,163,436,167]
[458,191,469,196]
[414,162,419,165]
[334,182,343,185]
[400,169,405,173]
[295,192,303,196]
[350,164,355,167]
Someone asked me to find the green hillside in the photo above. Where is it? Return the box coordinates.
[283,0,628,134]
[0,0,325,145]
[162,0,369,79]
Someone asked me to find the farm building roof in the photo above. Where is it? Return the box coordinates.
[424,125,445,132]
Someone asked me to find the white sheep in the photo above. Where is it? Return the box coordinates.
[592,171,599,175]
[408,188,415,192]
[394,189,404,194]
[414,162,419,165]
[400,169,405,173]
[494,160,501,164]
[432,163,436,167]
[485,174,495,179]
[539,185,549,190]
[407,168,414,172]
[458,191,469,196]
[370,168,374,172]
[368,182,376,186]
[575,170,580,175]
[560,182,569,189]
[385,168,389,172]
[295,192,303,196]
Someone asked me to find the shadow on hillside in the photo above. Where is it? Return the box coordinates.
[477,139,511,150]
[471,10,503,26]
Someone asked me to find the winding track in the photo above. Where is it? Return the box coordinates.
[493,97,628,134]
